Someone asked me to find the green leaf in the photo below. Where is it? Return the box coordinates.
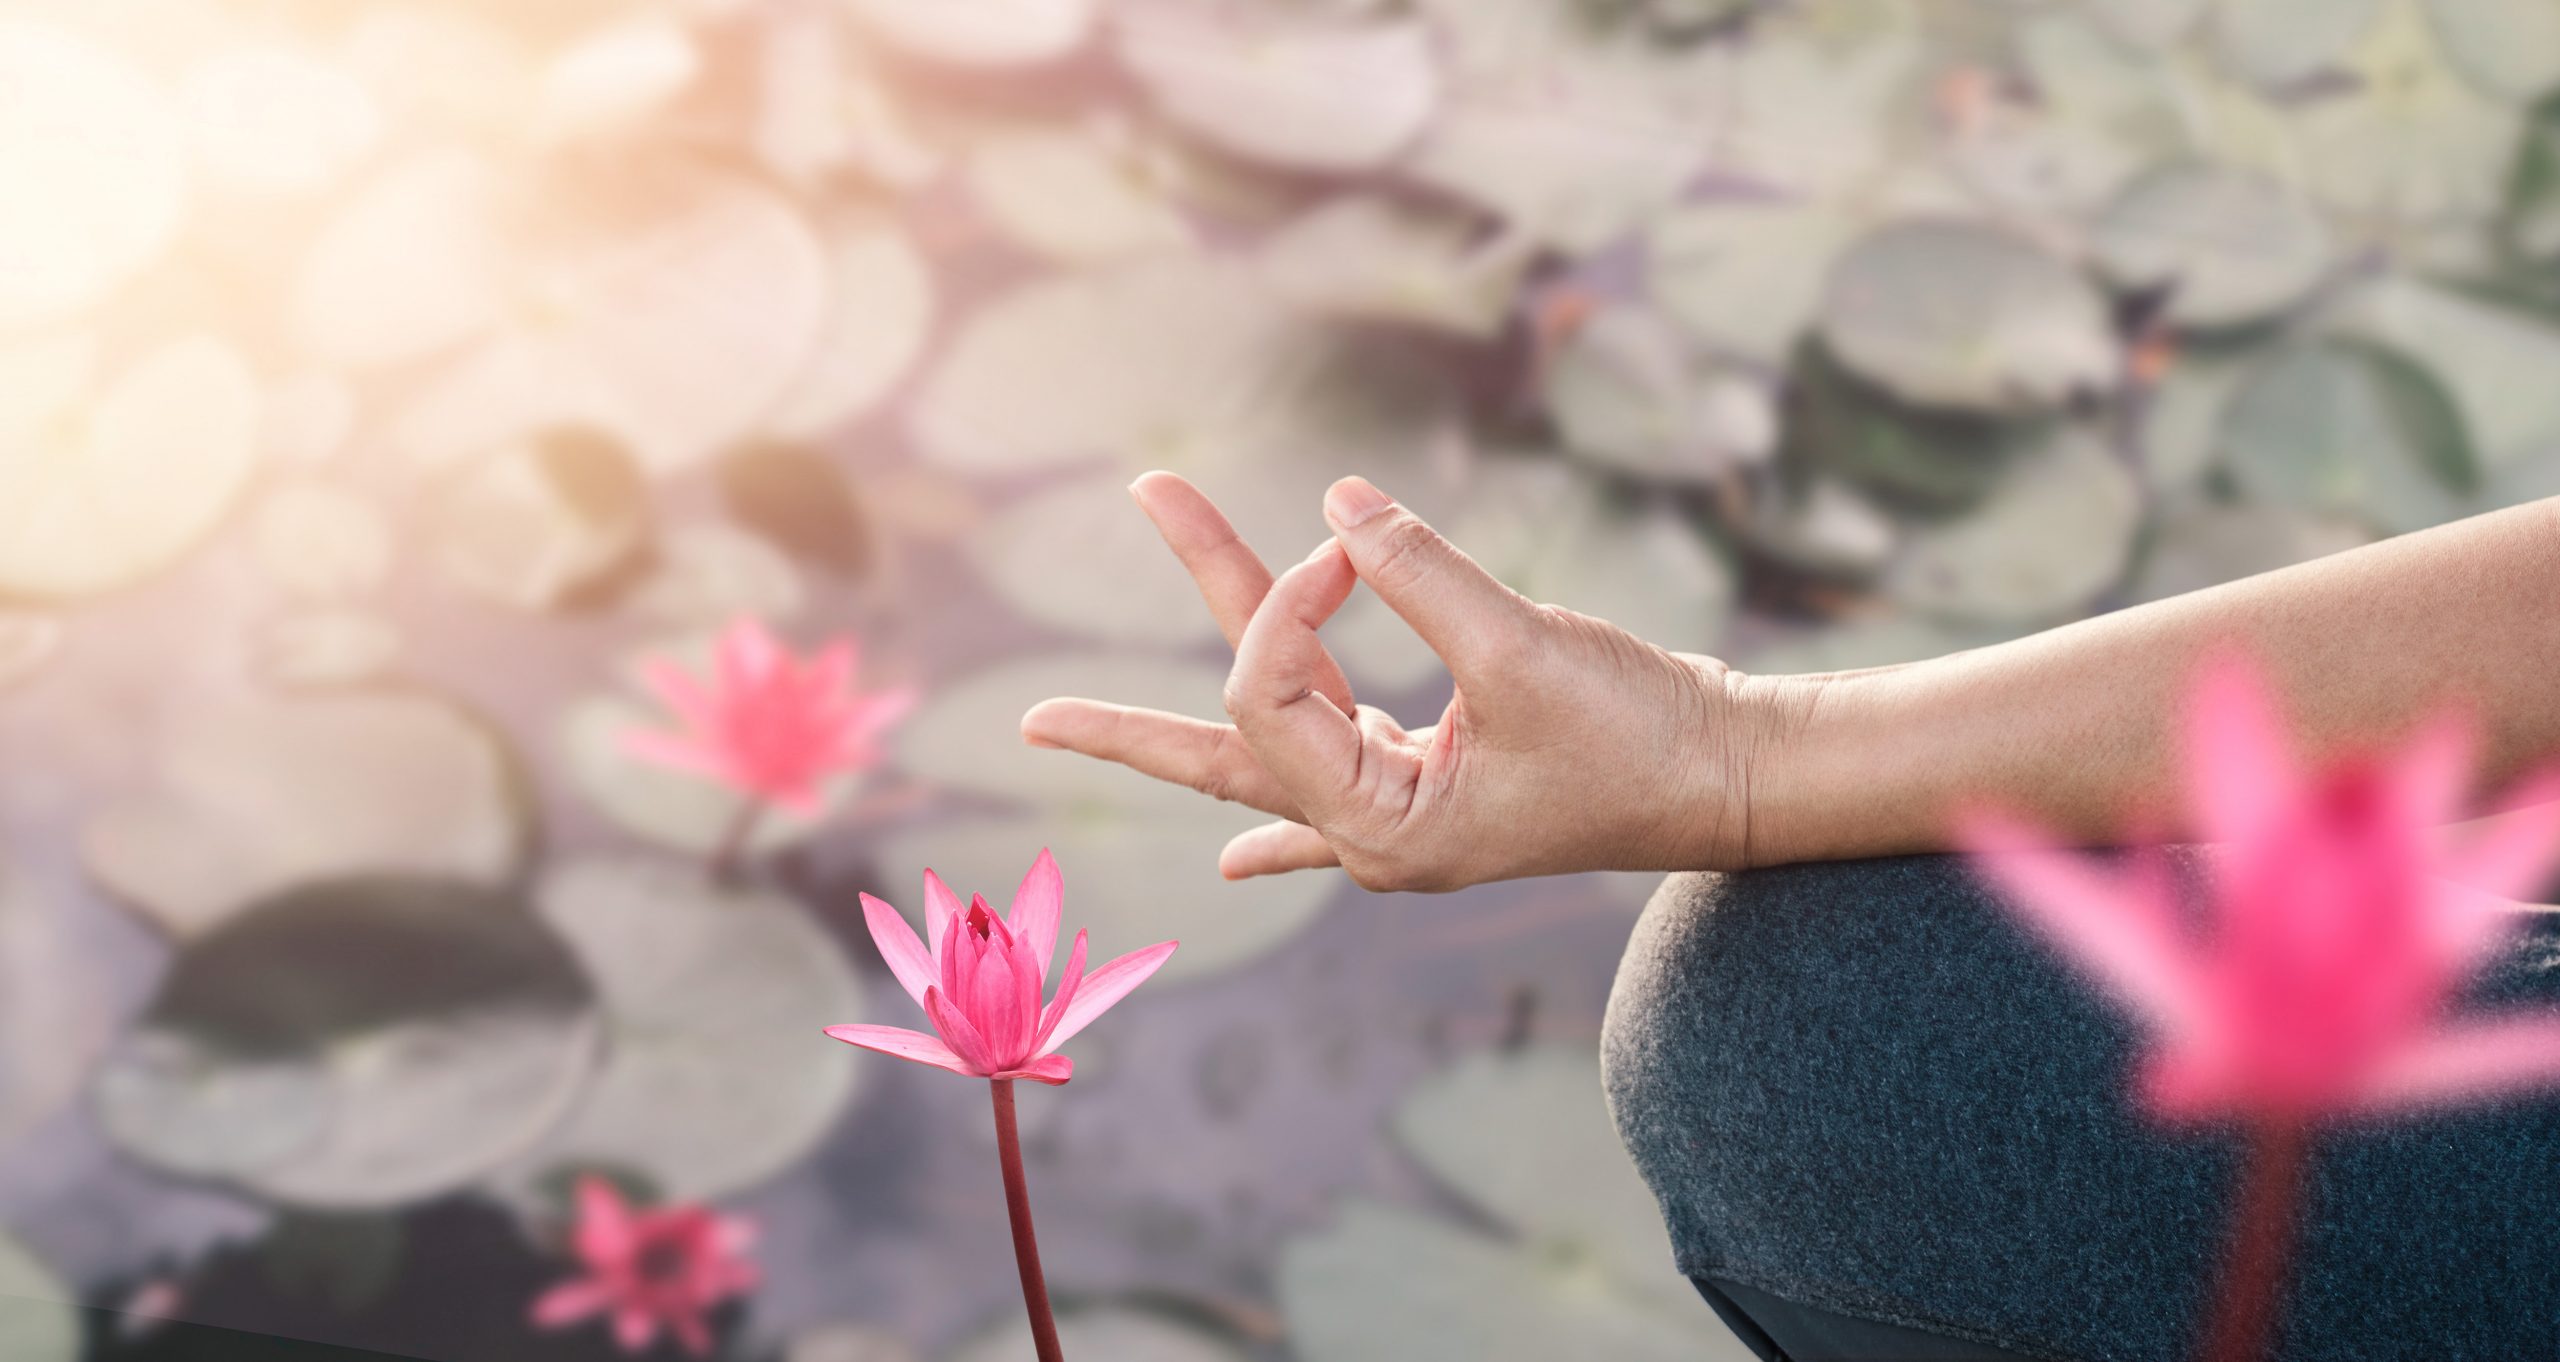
[2506,93,2560,262]
[1784,343,2042,514]
[719,443,874,578]
[2214,0,2384,88]
[95,876,602,1209]
[2222,339,2479,534]
[0,1234,78,1362]
[1118,10,1439,172]
[1885,430,2144,625]
[1544,306,1776,483]
[2091,165,2335,330]
[1649,199,1858,367]
[1817,221,2118,413]
[2423,0,2560,103]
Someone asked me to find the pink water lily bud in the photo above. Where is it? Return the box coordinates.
[826,848,1178,1085]
[1966,650,2560,1124]
[624,615,917,813]
[530,1177,759,1358]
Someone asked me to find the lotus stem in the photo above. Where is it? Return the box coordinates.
[990,1079,1065,1362]
[708,797,765,886]
[2197,1119,2309,1362]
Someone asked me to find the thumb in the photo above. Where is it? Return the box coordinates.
[1322,477,1538,680]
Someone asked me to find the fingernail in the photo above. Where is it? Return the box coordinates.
[1325,476,1392,529]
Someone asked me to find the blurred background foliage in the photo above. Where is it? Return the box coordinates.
[4,0,2560,1357]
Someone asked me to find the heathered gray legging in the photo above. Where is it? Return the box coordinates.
[1601,854,2560,1362]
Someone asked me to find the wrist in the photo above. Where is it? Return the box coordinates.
[1714,665,1832,870]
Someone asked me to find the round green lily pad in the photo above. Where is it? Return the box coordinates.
[1885,431,2142,625]
[428,429,651,612]
[2085,0,2211,48]
[0,335,261,601]
[0,1233,78,1362]
[946,1306,1247,1362]
[1259,194,1530,340]
[763,212,936,442]
[293,148,509,371]
[1117,10,1438,172]
[1544,307,1775,483]
[0,18,185,330]
[888,653,1338,984]
[95,876,602,1209]
[2092,166,2334,330]
[1818,221,2118,413]
[2338,277,2560,473]
[2215,0,2383,89]
[2222,339,2477,534]
[2289,2,2521,226]
[621,525,807,629]
[492,857,864,1202]
[2131,501,2371,604]
[84,692,529,938]
[1649,200,1858,367]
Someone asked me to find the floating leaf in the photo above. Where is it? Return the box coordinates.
[2424,0,2560,102]
[888,654,1337,983]
[1732,475,1899,580]
[2091,166,2335,330]
[965,125,1198,266]
[720,444,874,577]
[181,42,380,194]
[1544,306,1775,482]
[2336,276,2560,471]
[947,1307,1246,1362]
[2086,0,2212,49]
[1818,221,2118,413]
[1281,1046,1720,1362]
[2509,94,2560,261]
[0,335,260,601]
[84,692,529,938]
[255,612,404,690]
[294,149,510,371]
[2140,351,2249,492]
[2290,1,2523,225]
[1783,343,2039,513]
[1117,9,1439,172]
[1885,430,2143,624]
[251,485,392,604]
[2214,0,2384,88]
[2222,339,2478,534]
[1716,23,1920,198]
[622,525,807,629]
[95,877,600,1209]
[429,429,652,612]
[1259,195,1530,339]
[2131,501,2370,604]
[0,19,185,330]
[764,213,937,442]
[794,1325,921,1362]
[1648,200,1858,367]
[846,0,1094,67]
[0,1234,78,1362]
[493,858,863,1202]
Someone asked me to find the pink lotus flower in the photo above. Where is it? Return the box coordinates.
[1965,652,2560,1125]
[625,617,915,814]
[826,849,1177,1085]
[530,1177,758,1358]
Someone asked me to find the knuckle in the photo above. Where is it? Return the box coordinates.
[1366,516,1443,589]
[1220,676,1249,722]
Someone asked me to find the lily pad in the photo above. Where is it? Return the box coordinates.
[795,1326,921,1362]
[293,149,509,372]
[95,876,601,1209]
[1716,27,1920,199]
[966,125,1198,266]
[84,692,529,938]
[0,335,260,601]
[429,429,652,612]
[0,19,185,330]
[2222,339,2477,534]
[2425,0,2560,102]
[720,444,874,577]
[1818,221,2118,413]
[1116,9,1438,172]
[1885,431,2143,625]
[847,0,1094,67]
[1544,306,1775,482]
[0,1234,78,1362]
[2091,166,2335,330]
[2215,0,2384,89]
[533,16,699,146]
[1280,1046,1720,1362]
[492,858,864,1202]
[1732,475,1899,580]
[1739,616,1995,676]
[621,525,808,629]
[764,213,936,442]
[2290,1,2523,225]
[1259,195,1531,340]
[2336,277,2560,472]
[1648,200,1859,367]
[2085,0,2212,49]
[251,485,393,604]
[947,1307,1247,1362]
[1783,342,2039,513]
[887,653,1338,984]
[255,612,405,690]
[2131,501,2371,604]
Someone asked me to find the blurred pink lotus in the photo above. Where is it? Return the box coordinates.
[826,849,1177,1085]
[1966,652,2560,1124]
[530,1177,758,1358]
[625,616,915,814]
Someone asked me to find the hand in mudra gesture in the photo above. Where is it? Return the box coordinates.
[1020,472,1774,893]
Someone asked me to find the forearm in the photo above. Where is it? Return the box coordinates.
[1740,498,2560,866]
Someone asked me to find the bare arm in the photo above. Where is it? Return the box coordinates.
[1750,496,2560,865]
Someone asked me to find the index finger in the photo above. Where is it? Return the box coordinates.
[1133,471,1354,715]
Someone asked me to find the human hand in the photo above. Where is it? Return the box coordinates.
[1019,472,1781,893]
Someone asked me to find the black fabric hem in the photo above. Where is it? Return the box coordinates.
[1680,1257,2093,1362]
